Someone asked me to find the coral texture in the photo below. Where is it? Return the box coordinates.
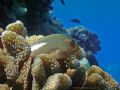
[6,21,27,38]
[0,21,119,90]
[0,84,10,90]
[31,56,46,90]
[86,65,120,89]
[42,73,72,90]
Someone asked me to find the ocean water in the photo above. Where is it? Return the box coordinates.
[53,0,120,83]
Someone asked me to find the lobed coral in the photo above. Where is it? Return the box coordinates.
[0,48,19,83]
[0,21,119,90]
[42,73,72,90]
[37,54,61,77]
[31,56,46,90]
[83,73,113,90]
[0,84,10,90]
[6,21,27,38]
[66,67,86,87]
[16,58,32,90]
[0,21,85,90]
[86,65,120,89]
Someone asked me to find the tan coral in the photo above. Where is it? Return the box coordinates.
[75,47,85,60]
[83,73,113,90]
[1,31,30,56]
[6,20,27,37]
[64,55,80,69]
[16,58,32,90]
[36,54,81,76]
[1,31,31,71]
[31,56,46,90]
[87,65,120,89]
[0,48,10,65]
[5,57,19,83]
[66,67,86,87]
[0,84,11,90]
[37,54,61,78]
[0,28,4,34]
[26,35,44,45]
[1,21,120,90]
[0,48,19,82]
[42,73,72,90]
[57,55,81,73]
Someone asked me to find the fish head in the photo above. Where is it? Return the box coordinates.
[64,39,80,55]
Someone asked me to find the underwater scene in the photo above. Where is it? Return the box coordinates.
[0,0,120,90]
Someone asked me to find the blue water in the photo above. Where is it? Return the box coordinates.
[53,0,120,83]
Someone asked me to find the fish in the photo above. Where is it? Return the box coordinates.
[60,0,65,6]
[70,18,81,23]
[31,34,80,59]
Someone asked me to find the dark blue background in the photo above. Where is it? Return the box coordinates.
[53,0,120,83]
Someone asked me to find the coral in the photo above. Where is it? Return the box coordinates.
[37,53,83,75]
[26,35,44,45]
[74,47,85,60]
[16,58,32,90]
[0,21,119,90]
[1,31,30,56]
[31,56,46,90]
[0,48,10,65]
[87,65,120,89]
[66,67,86,87]
[0,28,4,34]
[75,65,120,90]
[65,55,81,69]
[5,57,19,83]
[83,73,113,90]
[42,73,72,90]
[6,21,27,37]
[1,30,31,71]
[0,48,19,83]
[0,24,31,85]
[0,84,10,90]
[37,54,61,77]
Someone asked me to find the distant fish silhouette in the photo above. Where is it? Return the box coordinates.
[60,0,65,5]
[70,18,81,23]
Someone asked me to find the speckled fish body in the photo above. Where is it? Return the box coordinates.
[31,34,79,59]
